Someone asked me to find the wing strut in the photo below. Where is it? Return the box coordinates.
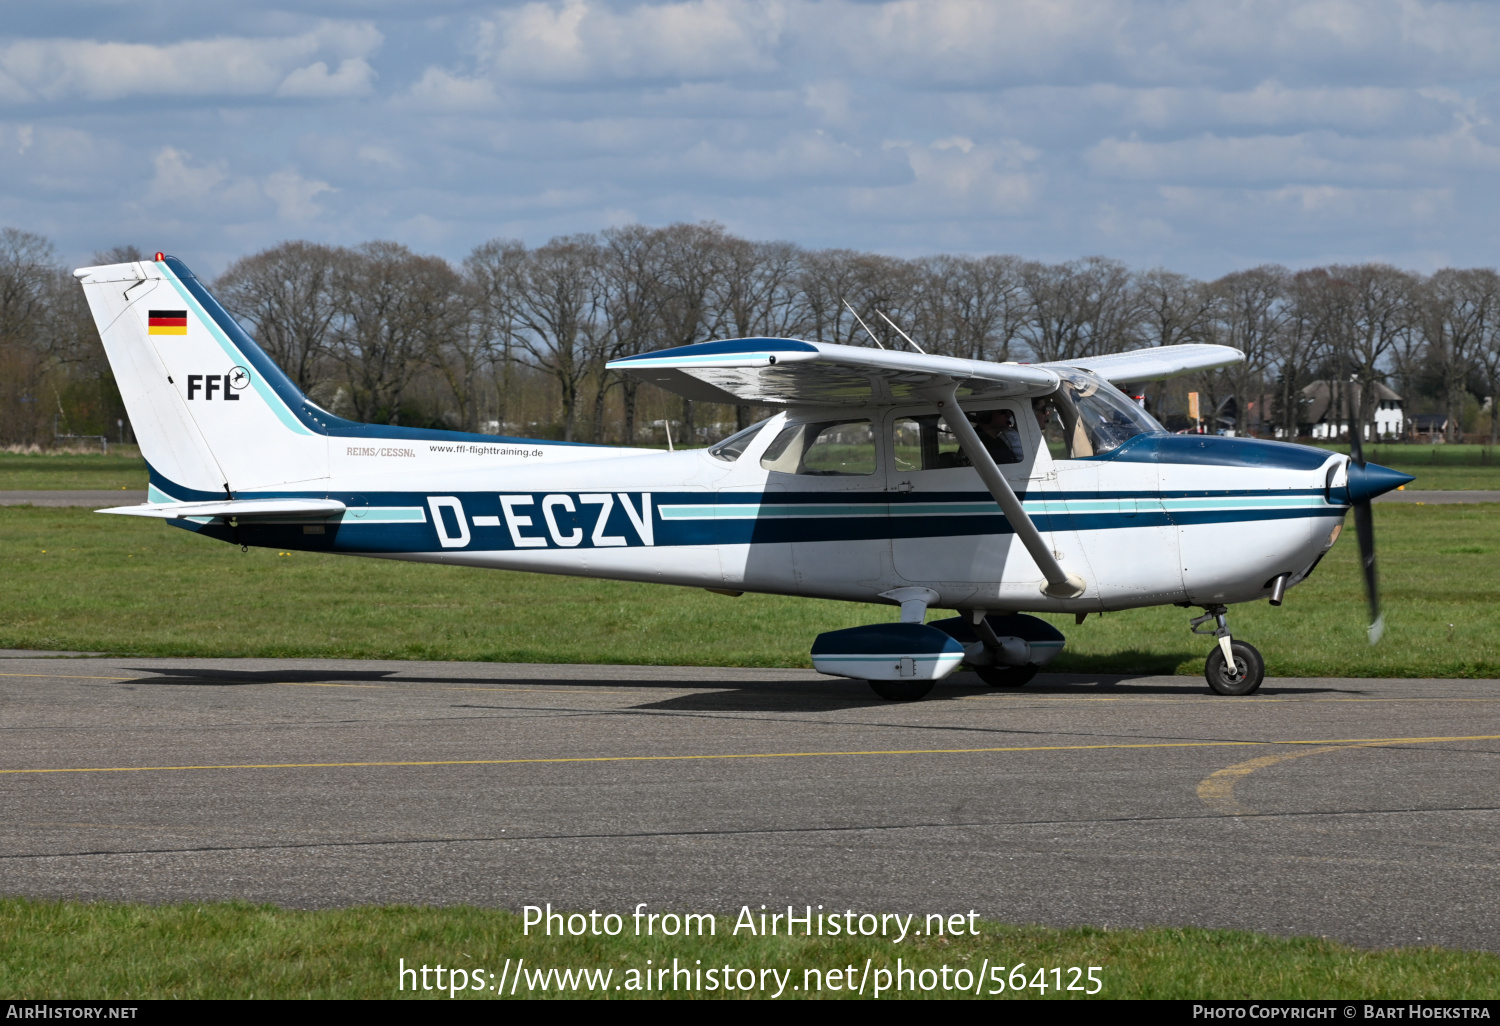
[935,385,1086,600]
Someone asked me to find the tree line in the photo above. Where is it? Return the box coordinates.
[3,222,1500,449]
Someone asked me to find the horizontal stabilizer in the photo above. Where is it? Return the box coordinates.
[1049,344,1244,384]
[97,498,347,520]
[608,337,1060,407]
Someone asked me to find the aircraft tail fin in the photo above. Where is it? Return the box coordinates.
[74,255,328,498]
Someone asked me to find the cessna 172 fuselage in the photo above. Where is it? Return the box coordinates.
[77,255,1411,700]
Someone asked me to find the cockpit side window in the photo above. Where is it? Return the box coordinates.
[893,410,1024,470]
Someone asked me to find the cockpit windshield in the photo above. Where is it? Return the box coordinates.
[1037,368,1165,458]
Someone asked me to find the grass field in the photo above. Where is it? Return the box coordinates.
[1,900,1496,999]
[1312,444,1500,490]
[0,451,147,491]
[3,502,1499,677]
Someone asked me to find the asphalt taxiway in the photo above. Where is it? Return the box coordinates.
[2,655,1497,951]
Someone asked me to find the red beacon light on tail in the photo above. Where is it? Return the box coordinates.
[154,252,165,262]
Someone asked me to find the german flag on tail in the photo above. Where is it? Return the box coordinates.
[148,310,187,335]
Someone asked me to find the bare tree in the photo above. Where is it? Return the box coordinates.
[599,225,668,443]
[922,254,1029,362]
[0,228,56,352]
[1137,268,1214,349]
[1272,271,1328,439]
[1206,266,1286,436]
[1421,268,1498,443]
[798,249,878,347]
[216,241,343,394]
[712,237,806,428]
[510,234,605,442]
[1471,276,1500,446]
[92,245,145,265]
[653,222,730,440]
[331,242,465,426]
[1337,264,1418,443]
[465,239,527,434]
[1017,256,1141,362]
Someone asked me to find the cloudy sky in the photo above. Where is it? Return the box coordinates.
[4,0,1500,277]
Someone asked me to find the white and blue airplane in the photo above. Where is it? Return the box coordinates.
[77,255,1412,700]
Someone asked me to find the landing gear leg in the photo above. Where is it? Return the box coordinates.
[1191,605,1265,696]
[966,610,1039,688]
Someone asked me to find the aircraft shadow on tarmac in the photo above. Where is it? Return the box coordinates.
[123,666,1366,713]
[630,677,1364,712]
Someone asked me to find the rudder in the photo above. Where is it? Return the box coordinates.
[76,255,327,496]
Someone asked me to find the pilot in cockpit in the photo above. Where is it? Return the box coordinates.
[955,408,1024,466]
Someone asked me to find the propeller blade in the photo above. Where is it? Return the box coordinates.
[1351,496,1382,644]
[1348,403,1366,466]
[1342,460,1411,645]
[1344,379,1381,641]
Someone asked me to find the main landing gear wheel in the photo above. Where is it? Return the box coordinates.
[1205,640,1265,696]
[868,679,936,701]
[975,664,1039,688]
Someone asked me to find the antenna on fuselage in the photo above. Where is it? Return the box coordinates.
[877,310,927,354]
[842,300,885,349]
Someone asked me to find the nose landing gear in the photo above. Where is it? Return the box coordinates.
[1191,605,1265,695]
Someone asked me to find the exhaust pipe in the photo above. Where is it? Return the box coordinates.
[1268,573,1290,606]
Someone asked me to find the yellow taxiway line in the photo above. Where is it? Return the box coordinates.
[3,734,1498,777]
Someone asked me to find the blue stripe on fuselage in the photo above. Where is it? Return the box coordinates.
[168,486,1346,554]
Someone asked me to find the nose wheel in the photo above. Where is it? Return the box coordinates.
[1204,640,1265,695]
[1191,605,1265,695]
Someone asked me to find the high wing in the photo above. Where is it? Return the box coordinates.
[1041,343,1244,384]
[608,337,1242,406]
[607,337,1060,406]
[97,498,348,520]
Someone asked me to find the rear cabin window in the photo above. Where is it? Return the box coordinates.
[760,419,876,476]
[708,418,770,462]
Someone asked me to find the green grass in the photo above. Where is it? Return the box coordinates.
[3,503,1499,676]
[1,900,1496,999]
[1311,444,1500,490]
[0,451,146,491]
[1314,443,1500,466]
[1379,465,1500,490]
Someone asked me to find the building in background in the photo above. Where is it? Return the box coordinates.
[1243,381,1404,440]
[1298,381,1405,441]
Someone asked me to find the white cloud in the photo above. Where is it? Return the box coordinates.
[143,148,333,223]
[475,0,786,82]
[276,58,377,99]
[404,67,502,110]
[357,144,401,168]
[9,0,1500,276]
[1088,126,1500,186]
[0,21,381,102]
[147,147,232,205]
[840,0,1500,87]
[264,170,335,221]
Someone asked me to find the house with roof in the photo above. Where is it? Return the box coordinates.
[1242,380,1404,440]
[1298,380,1405,441]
